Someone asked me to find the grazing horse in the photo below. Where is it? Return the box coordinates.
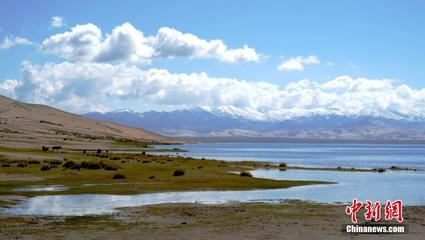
[41,146,49,152]
[52,146,62,151]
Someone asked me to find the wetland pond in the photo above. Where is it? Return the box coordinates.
[3,168,425,216]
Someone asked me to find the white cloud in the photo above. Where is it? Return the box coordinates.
[95,23,154,64]
[41,22,264,64]
[277,55,320,71]
[51,16,64,28]
[0,79,19,98]
[0,36,33,49]
[41,23,103,61]
[7,61,425,121]
[151,27,263,63]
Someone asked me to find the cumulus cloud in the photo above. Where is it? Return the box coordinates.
[6,61,425,120]
[41,22,264,64]
[0,36,33,49]
[277,55,320,71]
[95,23,154,64]
[151,27,263,63]
[0,79,19,98]
[41,23,103,61]
[51,16,64,28]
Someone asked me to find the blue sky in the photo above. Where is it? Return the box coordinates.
[1,0,425,119]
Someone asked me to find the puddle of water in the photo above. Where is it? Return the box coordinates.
[12,185,69,192]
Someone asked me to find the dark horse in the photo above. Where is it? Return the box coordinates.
[52,146,62,151]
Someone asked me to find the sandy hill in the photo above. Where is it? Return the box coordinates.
[0,95,176,149]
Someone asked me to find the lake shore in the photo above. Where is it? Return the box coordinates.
[1,201,424,240]
[0,146,329,197]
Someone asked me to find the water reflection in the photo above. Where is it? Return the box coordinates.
[12,185,69,192]
[3,169,425,216]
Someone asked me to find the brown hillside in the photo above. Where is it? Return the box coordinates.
[0,95,177,149]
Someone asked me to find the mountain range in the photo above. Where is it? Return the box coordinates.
[84,108,425,141]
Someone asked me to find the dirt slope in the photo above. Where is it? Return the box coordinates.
[0,95,177,148]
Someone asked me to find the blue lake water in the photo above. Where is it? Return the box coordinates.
[154,143,425,170]
[3,169,425,216]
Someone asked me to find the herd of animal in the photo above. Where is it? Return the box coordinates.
[41,146,62,151]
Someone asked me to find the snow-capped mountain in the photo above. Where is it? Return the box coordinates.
[83,108,425,140]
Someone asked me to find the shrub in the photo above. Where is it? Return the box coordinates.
[142,160,151,163]
[240,171,253,177]
[377,168,386,173]
[173,169,185,176]
[80,162,102,170]
[49,160,63,165]
[40,165,50,171]
[17,163,27,168]
[110,156,121,160]
[112,173,126,180]
[390,166,405,170]
[28,160,41,164]
[103,164,118,171]
[63,161,79,170]
[149,175,155,179]
[279,163,287,168]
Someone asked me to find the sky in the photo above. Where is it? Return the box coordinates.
[1,0,425,120]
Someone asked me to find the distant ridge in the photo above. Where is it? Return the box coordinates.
[84,108,425,141]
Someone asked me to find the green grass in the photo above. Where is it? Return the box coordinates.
[0,147,329,196]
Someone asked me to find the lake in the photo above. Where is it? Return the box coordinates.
[154,143,425,170]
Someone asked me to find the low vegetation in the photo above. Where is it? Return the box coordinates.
[40,165,50,171]
[0,146,329,196]
[279,162,287,168]
[240,171,253,177]
[112,173,126,180]
[173,169,185,176]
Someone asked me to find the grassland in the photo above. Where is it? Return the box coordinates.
[0,146,328,196]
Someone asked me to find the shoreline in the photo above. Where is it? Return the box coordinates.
[175,136,425,144]
[1,201,424,240]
